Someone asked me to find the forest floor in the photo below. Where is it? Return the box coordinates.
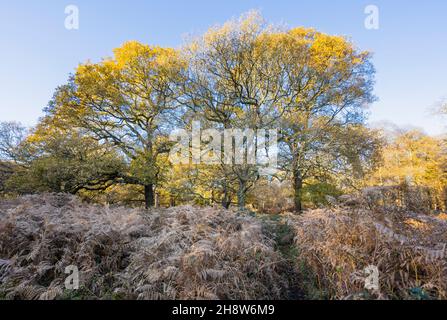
[0,194,298,300]
[1,194,446,300]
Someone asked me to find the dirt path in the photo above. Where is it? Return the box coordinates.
[259,215,306,300]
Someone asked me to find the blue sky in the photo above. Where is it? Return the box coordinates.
[1,0,446,135]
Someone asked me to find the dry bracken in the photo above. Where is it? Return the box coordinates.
[287,206,447,299]
[0,194,289,300]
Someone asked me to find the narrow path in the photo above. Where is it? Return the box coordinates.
[260,215,306,300]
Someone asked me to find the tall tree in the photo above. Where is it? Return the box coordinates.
[181,12,290,209]
[268,28,376,212]
[45,41,185,208]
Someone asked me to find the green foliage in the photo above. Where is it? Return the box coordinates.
[302,182,343,207]
[6,131,124,195]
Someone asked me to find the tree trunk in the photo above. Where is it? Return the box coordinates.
[293,167,303,213]
[144,184,155,209]
[221,182,231,209]
[211,189,215,205]
[222,199,230,209]
[237,179,247,209]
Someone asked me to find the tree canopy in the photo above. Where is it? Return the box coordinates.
[0,12,413,213]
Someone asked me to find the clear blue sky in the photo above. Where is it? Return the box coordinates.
[1,0,446,135]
